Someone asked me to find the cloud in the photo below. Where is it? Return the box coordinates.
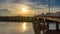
[0,9,11,16]
[0,9,18,16]
[0,0,60,16]
[31,0,48,5]
[0,0,15,5]
[50,7,60,13]
[26,2,48,11]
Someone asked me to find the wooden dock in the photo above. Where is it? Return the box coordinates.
[33,17,60,34]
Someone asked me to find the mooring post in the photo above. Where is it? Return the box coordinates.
[32,17,41,34]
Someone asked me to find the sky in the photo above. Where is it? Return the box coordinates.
[0,0,60,16]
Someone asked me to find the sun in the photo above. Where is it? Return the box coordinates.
[17,5,30,16]
[22,7,27,13]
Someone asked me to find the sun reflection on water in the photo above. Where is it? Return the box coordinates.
[22,23,26,32]
[18,22,30,32]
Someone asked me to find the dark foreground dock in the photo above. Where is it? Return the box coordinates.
[33,17,60,34]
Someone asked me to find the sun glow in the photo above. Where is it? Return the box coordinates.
[22,7,27,13]
[17,4,30,16]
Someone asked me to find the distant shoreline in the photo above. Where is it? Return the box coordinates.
[0,16,33,22]
[0,21,32,22]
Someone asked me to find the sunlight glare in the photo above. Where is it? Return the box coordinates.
[17,4,30,16]
[23,23,26,30]
[22,7,27,13]
[18,22,30,32]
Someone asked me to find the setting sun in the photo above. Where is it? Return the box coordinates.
[22,7,27,13]
[17,5,31,16]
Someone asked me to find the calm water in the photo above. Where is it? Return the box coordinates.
[0,22,35,34]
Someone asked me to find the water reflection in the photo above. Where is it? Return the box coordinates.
[0,22,34,34]
[23,23,26,31]
[19,22,28,32]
